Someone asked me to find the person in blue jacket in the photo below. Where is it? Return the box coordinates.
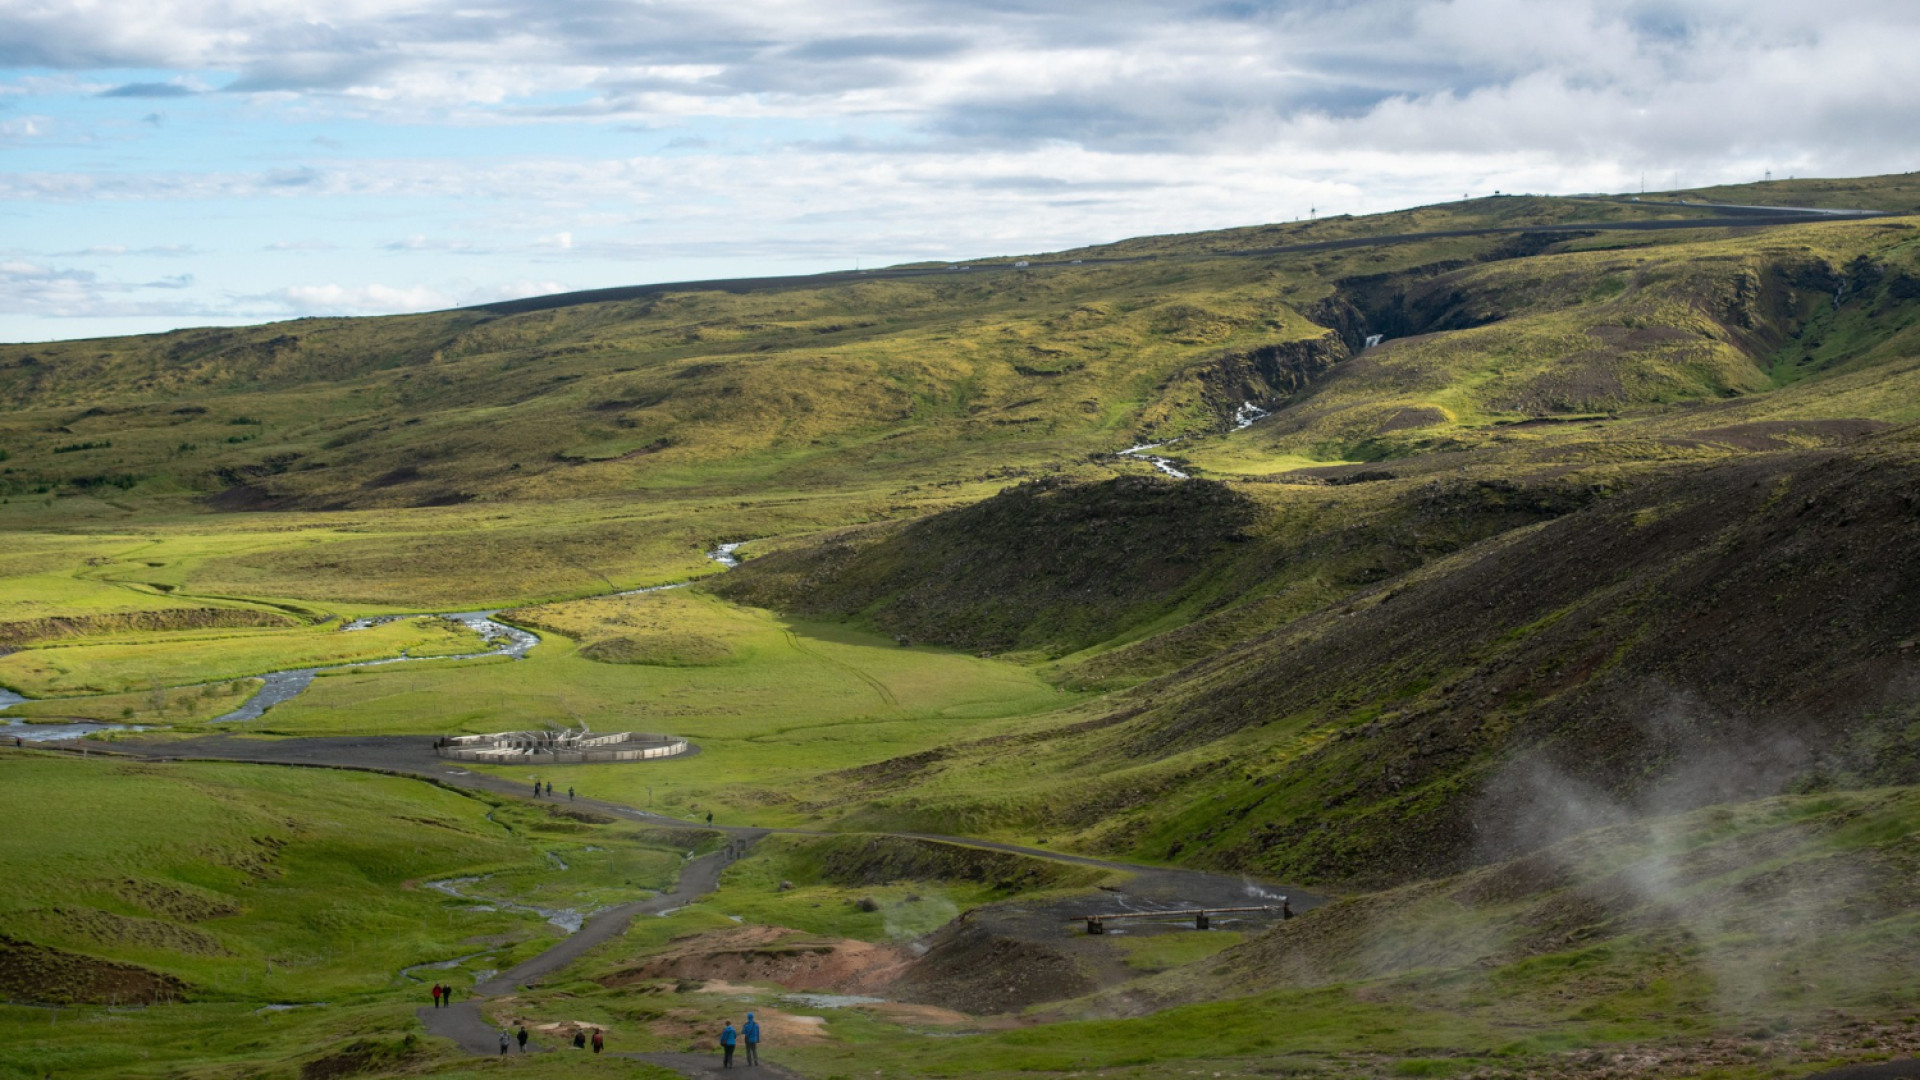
[719,1020,737,1068]
[743,1012,762,1066]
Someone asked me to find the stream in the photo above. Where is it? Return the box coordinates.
[1115,400,1270,480]
[1,544,745,736]
[424,874,596,935]
[212,611,539,724]
[0,687,149,741]
[210,543,743,724]
[398,948,495,984]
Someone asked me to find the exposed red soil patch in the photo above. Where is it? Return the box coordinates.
[597,925,915,995]
[639,1005,830,1048]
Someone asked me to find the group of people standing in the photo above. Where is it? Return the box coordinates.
[464,1009,765,1067]
[494,1023,603,1055]
[718,1012,762,1067]
[529,779,575,800]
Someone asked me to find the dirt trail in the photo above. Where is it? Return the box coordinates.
[621,1049,804,1078]
[105,733,1324,914]
[103,733,1324,1070]
[414,844,740,1061]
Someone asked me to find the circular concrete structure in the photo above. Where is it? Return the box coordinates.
[435,729,688,764]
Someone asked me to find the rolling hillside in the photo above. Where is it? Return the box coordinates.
[7,173,1920,1080]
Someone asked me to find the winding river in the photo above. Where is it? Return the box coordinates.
[0,687,148,742]
[9,446,1235,741]
[212,611,541,724]
[209,543,745,724]
[2,544,744,737]
[12,420,1263,742]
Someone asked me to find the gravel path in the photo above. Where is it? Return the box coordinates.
[106,733,1324,911]
[414,844,741,1061]
[105,732,1323,1078]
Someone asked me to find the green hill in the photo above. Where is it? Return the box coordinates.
[7,172,1920,1080]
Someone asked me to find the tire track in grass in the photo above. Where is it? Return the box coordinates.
[782,629,898,708]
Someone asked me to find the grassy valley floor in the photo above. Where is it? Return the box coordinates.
[4,177,1920,1079]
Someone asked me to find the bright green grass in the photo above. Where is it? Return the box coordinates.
[4,678,262,723]
[0,531,296,623]
[0,751,540,999]
[443,800,691,914]
[1113,929,1244,972]
[0,751,705,1080]
[793,985,1509,1076]
[0,616,489,697]
[0,481,1019,614]
[243,592,1075,825]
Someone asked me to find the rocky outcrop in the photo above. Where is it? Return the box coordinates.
[1189,334,1351,425]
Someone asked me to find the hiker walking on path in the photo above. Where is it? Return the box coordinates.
[743,1012,761,1066]
[532,779,541,797]
[706,812,713,825]
[431,983,445,1008]
[591,1028,603,1054]
[516,1025,528,1052]
[498,1031,509,1056]
[568,786,575,802]
[720,1020,737,1068]
[545,781,554,796]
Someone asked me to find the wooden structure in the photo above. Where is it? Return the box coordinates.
[436,728,688,764]
[1077,903,1288,934]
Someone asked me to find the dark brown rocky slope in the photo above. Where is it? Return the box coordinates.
[1095,425,1920,885]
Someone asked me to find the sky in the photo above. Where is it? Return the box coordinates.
[2,1,1917,343]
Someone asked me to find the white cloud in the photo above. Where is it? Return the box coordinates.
[269,281,455,315]
[0,114,54,139]
[3,0,1917,340]
[261,277,567,316]
[0,257,213,318]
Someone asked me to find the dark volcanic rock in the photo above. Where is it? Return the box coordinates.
[710,475,1263,655]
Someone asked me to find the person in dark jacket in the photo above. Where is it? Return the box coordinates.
[516,1025,529,1051]
[742,1012,761,1065]
[572,1029,586,1049]
[719,1020,737,1067]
